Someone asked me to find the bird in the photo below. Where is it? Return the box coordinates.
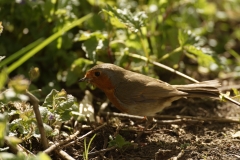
[79,63,220,116]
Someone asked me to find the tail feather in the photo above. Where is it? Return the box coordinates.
[173,80,220,97]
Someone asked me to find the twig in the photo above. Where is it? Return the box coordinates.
[76,123,107,141]
[61,123,107,150]
[159,47,182,62]
[153,115,240,123]
[155,149,172,160]
[155,119,203,124]
[172,150,185,160]
[127,53,199,83]
[17,144,35,156]
[44,130,80,154]
[221,95,240,107]
[46,140,76,160]
[5,139,35,156]
[45,140,76,160]
[4,139,29,156]
[4,139,19,154]
[44,123,107,154]
[25,90,48,149]
[100,112,144,119]
[99,112,240,124]
[57,149,75,160]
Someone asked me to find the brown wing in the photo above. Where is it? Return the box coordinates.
[114,72,187,105]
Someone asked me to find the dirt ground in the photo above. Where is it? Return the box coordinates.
[51,97,240,160]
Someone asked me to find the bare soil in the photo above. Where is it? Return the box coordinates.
[51,97,240,160]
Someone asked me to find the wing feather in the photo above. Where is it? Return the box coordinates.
[114,72,187,105]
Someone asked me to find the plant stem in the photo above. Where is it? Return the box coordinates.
[159,47,182,62]
[138,29,149,58]
[127,52,199,83]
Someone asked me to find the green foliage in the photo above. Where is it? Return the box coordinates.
[102,4,148,32]
[1,88,78,148]
[1,0,240,94]
[4,101,51,140]
[83,134,96,160]
[108,134,131,149]
[42,89,78,122]
[8,76,30,93]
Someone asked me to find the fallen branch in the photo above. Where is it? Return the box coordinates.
[172,150,185,160]
[4,140,31,156]
[99,112,240,124]
[76,123,107,141]
[56,149,75,160]
[44,123,107,154]
[44,130,81,154]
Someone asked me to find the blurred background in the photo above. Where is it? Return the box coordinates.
[1,0,240,102]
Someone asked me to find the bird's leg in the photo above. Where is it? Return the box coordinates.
[135,116,156,142]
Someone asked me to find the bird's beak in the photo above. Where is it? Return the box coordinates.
[79,76,89,82]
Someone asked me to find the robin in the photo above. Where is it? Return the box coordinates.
[79,63,220,116]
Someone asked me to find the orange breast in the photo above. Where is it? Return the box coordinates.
[104,89,128,113]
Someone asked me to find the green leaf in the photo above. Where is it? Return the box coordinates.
[39,106,50,121]
[108,134,131,148]
[228,49,240,65]
[57,95,77,121]
[178,30,199,47]
[178,30,189,47]
[42,0,56,22]
[102,5,147,32]
[42,89,78,122]
[232,88,240,96]
[185,45,215,67]
[194,0,216,16]
[43,123,53,136]
[58,94,74,109]
[75,31,107,64]
[82,36,98,62]
[42,89,59,108]
[76,31,107,41]
[8,76,30,93]
[33,123,54,138]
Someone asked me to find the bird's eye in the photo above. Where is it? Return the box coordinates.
[94,71,100,77]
